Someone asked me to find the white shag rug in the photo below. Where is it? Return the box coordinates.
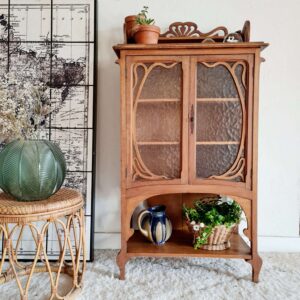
[0,251,300,300]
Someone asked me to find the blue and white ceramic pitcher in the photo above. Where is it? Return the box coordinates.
[138,205,172,245]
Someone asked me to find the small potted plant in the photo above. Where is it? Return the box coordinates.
[133,6,160,44]
[183,196,242,250]
[124,15,138,43]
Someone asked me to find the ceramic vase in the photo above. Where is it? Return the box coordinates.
[138,205,172,245]
[0,139,66,201]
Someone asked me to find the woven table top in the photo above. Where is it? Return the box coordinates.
[0,188,83,223]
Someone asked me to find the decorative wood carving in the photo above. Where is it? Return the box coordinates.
[201,61,247,181]
[161,22,228,38]
[124,20,251,44]
[132,62,179,181]
[242,20,251,42]
[229,196,252,241]
[228,20,250,43]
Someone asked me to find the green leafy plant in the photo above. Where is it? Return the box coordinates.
[136,6,155,25]
[183,197,242,249]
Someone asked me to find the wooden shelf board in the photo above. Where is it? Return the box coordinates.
[138,98,181,103]
[138,141,180,145]
[197,98,239,102]
[196,141,240,145]
[113,42,269,58]
[127,230,251,259]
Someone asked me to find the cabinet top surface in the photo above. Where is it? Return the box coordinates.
[113,42,268,58]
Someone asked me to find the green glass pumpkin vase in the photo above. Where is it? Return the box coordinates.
[0,140,66,201]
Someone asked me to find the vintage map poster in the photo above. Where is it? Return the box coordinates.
[0,0,96,260]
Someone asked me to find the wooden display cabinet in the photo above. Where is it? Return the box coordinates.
[113,21,268,282]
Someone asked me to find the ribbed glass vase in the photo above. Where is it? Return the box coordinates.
[0,139,66,201]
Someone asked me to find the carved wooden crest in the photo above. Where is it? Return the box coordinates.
[161,22,228,38]
[124,20,251,44]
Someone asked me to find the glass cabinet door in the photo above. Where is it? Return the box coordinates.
[128,58,186,185]
[191,58,249,184]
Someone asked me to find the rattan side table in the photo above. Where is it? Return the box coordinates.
[0,188,86,300]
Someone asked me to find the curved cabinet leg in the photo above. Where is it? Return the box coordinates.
[246,255,262,283]
[117,196,136,280]
[116,250,128,280]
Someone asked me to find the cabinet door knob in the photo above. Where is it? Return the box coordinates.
[190,104,195,134]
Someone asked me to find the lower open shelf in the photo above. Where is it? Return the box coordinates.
[127,230,251,259]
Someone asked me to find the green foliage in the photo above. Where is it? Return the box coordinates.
[195,226,213,248]
[183,198,242,249]
[136,6,155,25]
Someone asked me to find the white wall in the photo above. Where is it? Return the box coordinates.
[95,0,300,251]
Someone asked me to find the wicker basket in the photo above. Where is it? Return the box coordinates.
[185,196,238,250]
[186,218,237,250]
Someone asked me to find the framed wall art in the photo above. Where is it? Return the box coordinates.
[0,0,97,261]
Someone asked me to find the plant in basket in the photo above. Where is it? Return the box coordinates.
[183,196,242,250]
[0,73,66,201]
[133,6,160,44]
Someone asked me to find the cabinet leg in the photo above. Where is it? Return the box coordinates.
[246,255,262,283]
[116,250,127,280]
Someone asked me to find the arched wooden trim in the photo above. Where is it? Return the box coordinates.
[200,61,247,181]
[227,195,252,241]
[161,22,228,38]
[132,62,179,181]
[124,191,252,242]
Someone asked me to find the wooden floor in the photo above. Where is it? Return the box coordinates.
[127,230,251,259]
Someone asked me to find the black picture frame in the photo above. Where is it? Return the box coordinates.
[0,0,97,262]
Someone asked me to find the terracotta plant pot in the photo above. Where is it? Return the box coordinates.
[124,15,137,42]
[133,25,161,44]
